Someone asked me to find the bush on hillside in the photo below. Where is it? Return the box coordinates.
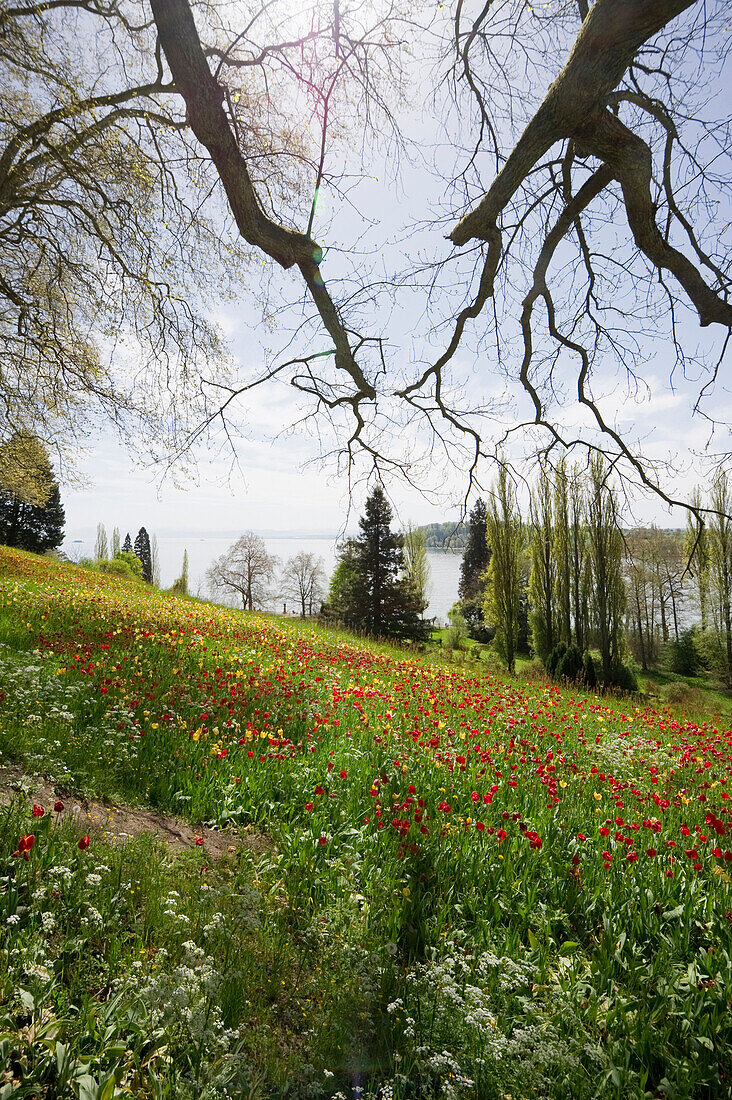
[583,651,597,688]
[666,628,702,677]
[556,643,583,683]
[98,551,143,581]
[545,641,567,677]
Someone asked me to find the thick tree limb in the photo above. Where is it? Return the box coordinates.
[450,0,694,248]
[149,0,375,399]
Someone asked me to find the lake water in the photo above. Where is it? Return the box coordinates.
[66,534,463,626]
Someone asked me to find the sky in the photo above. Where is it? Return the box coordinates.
[59,0,732,551]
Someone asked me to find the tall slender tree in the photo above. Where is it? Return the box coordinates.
[708,473,732,686]
[95,523,108,562]
[553,461,572,646]
[483,468,523,673]
[403,524,430,615]
[528,465,555,662]
[587,457,625,685]
[111,528,121,557]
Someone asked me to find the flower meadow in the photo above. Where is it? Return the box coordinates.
[1,547,732,1098]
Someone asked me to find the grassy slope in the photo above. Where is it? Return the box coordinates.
[1,547,732,1099]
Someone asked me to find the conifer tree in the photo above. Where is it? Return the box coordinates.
[122,532,132,553]
[134,527,153,583]
[326,487,426,640]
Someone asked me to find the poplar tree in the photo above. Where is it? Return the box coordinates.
[587,457,625,685]
[569,468,590,655]
[528,465,555,662]
[94,523,108,562]
[483,468,523,673]
[403,524,430,615]
[708,473,732,685]
[151,535,162,588]
[111,528,121,557]
[553,461,572,645]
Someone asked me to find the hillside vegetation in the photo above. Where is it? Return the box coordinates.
[1,548,732,1098]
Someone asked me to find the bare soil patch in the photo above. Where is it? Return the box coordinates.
[0,763,269,858]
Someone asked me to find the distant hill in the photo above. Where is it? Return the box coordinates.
[417,521,466,551]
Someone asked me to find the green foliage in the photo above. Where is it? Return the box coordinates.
[133,526,152,583]
[483,468,524,673]
[444,605,469,649]
[0,439,64,554]
[546,641,567,676]
[172,548,189,595]
[556,642,583,682]
[611,658,639,693]
[666,628,702,677]
[583,650,597,687]
[326,488,428,641]
[98,551,143,580]
[402,523,430,613]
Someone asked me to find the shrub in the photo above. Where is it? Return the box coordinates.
[583,651,597,688]
[662,681,703,709]
[545,642,567,676]
[610,659,639,693]
[666,629,701,677]
[445,606,469,650]
[556,643,583,683]
[98,551,143,581]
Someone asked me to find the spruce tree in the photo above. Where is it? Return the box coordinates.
[134,526,152,583]
[122,532,132,553]
[327,487,426,640]
[0,440,65,553]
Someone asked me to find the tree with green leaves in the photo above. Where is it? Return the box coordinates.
[0,437,64,554]
[403,524,430,616]
[708,473,732,686]
[483,468,524,673]
[553,461,572,646]
[151,535,161,589]
[111,528,121,558]
[134,527,153,584]
[0,433,53,507]
[587,457,626,686]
